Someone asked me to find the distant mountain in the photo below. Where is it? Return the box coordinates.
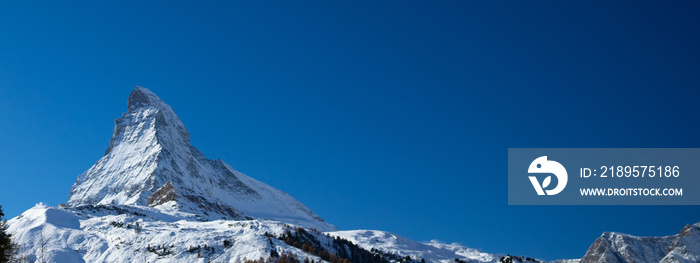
[579,223,700,262]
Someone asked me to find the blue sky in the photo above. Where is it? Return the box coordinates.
[2,1,700,260]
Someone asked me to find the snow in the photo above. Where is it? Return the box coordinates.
[661,223,700,263]
[578,225,700,263]
[8,204,340,263]
[8,205,282,262]
[328,230,500,263]
[8,204,506,263]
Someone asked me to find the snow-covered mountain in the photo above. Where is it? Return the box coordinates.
[7,87,700,263]
[7,87,503,263]
[67,87,333,231]
[579,223,700,263]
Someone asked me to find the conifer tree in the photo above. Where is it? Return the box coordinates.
[0,205,16,263]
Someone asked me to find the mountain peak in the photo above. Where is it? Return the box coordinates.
[127,86,162,111]
[103,86,190,157]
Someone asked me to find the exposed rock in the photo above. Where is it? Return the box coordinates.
[147,181,177,207]
[127,86,152,111]
[579,224,700,263]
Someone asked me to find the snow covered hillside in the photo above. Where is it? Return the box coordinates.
[7,205,501,263]
[579,223,700,263]
[8,204,329,262]
[328,230,499,262]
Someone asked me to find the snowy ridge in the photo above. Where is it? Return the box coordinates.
[67,87,334,231]
[8,204,317,263]
[578,223,700,263]
[328,230,499,263]
[8,204,506,263]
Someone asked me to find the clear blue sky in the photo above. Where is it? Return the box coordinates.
[1,1,700,260]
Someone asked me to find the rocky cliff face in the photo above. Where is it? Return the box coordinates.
[580,232,673,262]
[67,87,334,231]
[579,223,700,263]
[660,223,700,262]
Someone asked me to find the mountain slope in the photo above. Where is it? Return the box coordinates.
[328,230,499,263]
[67,87,333,231]
[7,204,313,263]
[579,223,700,263]
[8,204,505,263]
